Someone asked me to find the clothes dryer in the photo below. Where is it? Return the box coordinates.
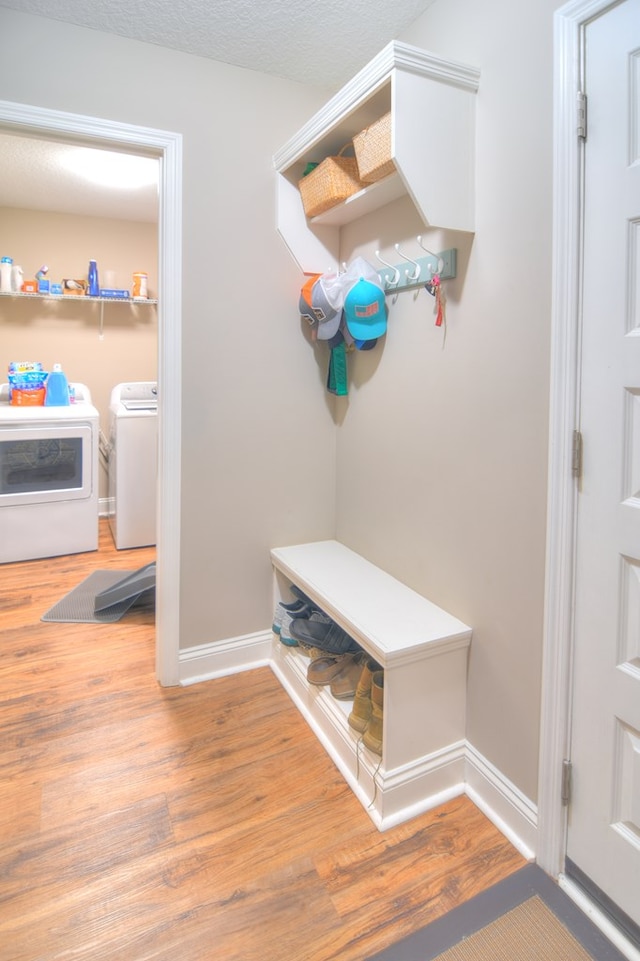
[108,382,157,550]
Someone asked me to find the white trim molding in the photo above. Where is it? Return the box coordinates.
[179,631,272,686]
[542,11,640,958]
[538,0,584,878]
[465,743,537,861]
[539,0,623,879]
[0,100,183,688]
[559,876,640,961]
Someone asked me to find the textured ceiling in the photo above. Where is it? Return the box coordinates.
[0,0,437,88]
[0,0,437,222]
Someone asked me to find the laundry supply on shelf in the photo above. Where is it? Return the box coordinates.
[132,272,148,298]
[87,259,99,296]
[7,362,47,406]
[44,364,71,406]
[0,256,13,292]
[11,265,23,291]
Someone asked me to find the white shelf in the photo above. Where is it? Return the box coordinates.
[274,41,479,272]
[0,290,157,305]
[271,540,472,829]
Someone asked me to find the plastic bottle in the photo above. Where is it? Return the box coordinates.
[88,259,99,296]
[44,364,70,406]
[132,271,148,298]
[0,256,13,292]
[11,265,23,291]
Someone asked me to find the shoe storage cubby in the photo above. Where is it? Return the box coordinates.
[270,540,472,830]
[273,41,480,273]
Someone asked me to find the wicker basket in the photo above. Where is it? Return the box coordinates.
[353,112,396,184]
[298,144,363,218]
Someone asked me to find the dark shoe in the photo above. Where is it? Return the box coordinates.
[289,616,359,655]
[280,608,330,646]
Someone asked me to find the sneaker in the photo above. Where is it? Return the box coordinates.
[272,598,307,634]
[271,585,313,633]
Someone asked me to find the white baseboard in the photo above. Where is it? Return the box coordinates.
[99,496,113,518]
[177,633,538,851]
[179,630,272,685]
[464,741,537,860]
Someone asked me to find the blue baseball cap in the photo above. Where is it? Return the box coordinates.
[344,277,387,342]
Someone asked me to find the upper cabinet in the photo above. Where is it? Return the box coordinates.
[273,42,480,273]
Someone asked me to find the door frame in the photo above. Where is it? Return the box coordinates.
[0,99,182,686]
[540,2,640,955]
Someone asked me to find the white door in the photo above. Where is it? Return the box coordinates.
[566,0,640,930]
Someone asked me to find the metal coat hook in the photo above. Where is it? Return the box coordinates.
[394,243,421,282]
[375,250,400,288]
[417,236,445,275]
[374,248,457,296]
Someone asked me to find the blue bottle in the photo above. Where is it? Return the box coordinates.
[45,364,70,406]
[88,259,99,296]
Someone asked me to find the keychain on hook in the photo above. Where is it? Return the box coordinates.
[424,272,446,329]
[417,234,446,326]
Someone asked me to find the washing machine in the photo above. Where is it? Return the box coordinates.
[108,382,158,550]
[0,383,99,563]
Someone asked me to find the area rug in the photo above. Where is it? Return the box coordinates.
[367,864,629,961]
[41,570,143,623]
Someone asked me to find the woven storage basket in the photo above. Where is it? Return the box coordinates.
[353,112,396,184]
[298,144,363,218]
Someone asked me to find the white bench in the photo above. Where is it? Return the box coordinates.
[270,540,472,830]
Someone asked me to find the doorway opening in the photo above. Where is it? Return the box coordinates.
[0,98,182,686]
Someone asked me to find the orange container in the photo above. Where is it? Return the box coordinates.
[11,387,46,406]
[132,272,148,298]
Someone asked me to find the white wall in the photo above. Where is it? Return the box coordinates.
[332,0,559,803]
[0,8,337,648]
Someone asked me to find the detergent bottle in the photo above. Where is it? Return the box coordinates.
[44,364,70,406]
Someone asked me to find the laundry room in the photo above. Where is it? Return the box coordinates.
[0,136,159,562]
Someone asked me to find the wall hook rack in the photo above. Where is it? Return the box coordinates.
[377,248,457,295]
[374,250,400,287]
[394,243,421,282]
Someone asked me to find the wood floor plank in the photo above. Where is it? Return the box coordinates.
[0,520,527,961]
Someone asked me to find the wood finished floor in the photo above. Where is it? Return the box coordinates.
[0,520,526,961]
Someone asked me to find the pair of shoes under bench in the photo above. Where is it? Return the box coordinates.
[289,616,359,655]
[280,607,331,646]
[271,585,312,634]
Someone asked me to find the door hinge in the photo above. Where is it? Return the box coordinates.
[577,91,587,140]
[562,759,572,806]
[572,430,583,478]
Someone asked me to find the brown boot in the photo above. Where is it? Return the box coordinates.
[348,658,380,733]
[330,650,368,699]
[363,671,384,756]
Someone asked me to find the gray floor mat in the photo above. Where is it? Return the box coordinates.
[41,570,140,623]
